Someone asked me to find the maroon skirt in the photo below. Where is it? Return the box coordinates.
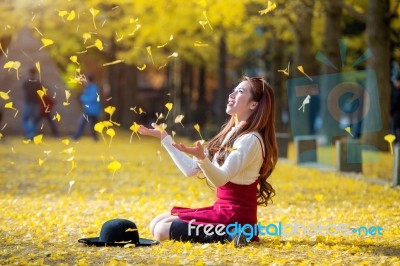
[171,181,259,241]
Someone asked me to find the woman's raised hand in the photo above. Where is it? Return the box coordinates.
[172,141,206,160]
[138,123,168,139]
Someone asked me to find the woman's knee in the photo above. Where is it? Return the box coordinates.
[153,221,172,241]
[150,212,172,235]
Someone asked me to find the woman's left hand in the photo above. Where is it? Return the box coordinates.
[172,141,206,160]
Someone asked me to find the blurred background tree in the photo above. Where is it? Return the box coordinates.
[0,0,399,150]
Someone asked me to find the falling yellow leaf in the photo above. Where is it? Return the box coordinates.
[61,139,70,145]
[384,134,396,154]
[34,62,41,83]
[259,1,277,15]
[201,11,213,31]
[297,65,313,81]
[104,106,116,120]
[68,180,75,193]
[137,64,146,71]
[155,123,167,132]
[5,102,16,110]
[67,10,76,21]
[103,60,124,66]
[155,112,164,124]
[194,123,204,141]
[168,52,178,58]
[87,39,103,51]
[4,61,21,79]
[53,112,61,122]
[22,139,31,144]
[89,8,100,29]
[278,61,290,76]
[58,10,68,21]
[129,122,141,143]
[108,159,121,179]
[33,134,43,144]
[146,46,154,65]
[94,122,107,143]
[83,33,91,44]
[38,158,44,166]
[0,90,10,100]
[39,38,54,50]
[63,90,71,106]
[70,56,79,65]
[174,115,185,128]
[106,128,115,147]
[165,103,173,119]
[37,88,46,107]
[345,127,354,137]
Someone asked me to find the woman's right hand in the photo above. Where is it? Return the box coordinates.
[138,123,168,139]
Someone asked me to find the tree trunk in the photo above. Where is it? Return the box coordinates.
[268,34,288,133]
[361,0,391,151]
[215,33,228,125]
[319,0,343,144]
[289,0,317,136]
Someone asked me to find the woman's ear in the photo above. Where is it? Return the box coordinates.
[250,101,258,110]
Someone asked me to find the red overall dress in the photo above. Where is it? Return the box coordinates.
[171,180,259,241]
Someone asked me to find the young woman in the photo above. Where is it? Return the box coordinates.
[138,76,277,247]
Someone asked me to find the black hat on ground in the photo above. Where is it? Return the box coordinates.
[78,219,159,247]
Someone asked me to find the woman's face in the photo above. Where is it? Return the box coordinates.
[226,81,258,122]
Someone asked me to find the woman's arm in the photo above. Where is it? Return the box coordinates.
[138,124,200,177]
[174,134,262,187]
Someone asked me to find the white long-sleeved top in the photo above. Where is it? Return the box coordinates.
[161,127,264,187]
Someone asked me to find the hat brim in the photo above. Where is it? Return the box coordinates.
[78,237,160,247]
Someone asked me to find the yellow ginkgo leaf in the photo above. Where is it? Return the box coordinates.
[297,65,313,81]
[67,10,76,21]
[194,123,204,141]
[137,64,146,71]
[106,128,115,148]
[58,10,68,20]
[259,1,277,15]
[345,127,354,137]
[146,46,154,64]
[108,160,121,179]
[22,139,31,144]
[155,123,167,132]
[174,115,184,128]
[70,56,79,65]
[4,61,21,79]
[139,107,145,114]
[129,122,141,143]
[62,147,75,155]
[165,102,173,119]
[33,134,43,144]
[68,180,75,193]
[5,102,16,110]
[63,90,71,106]
[0,42,7,57]
[35,62,41,82]
[53,112,61,122]
[61,139,70,145]
[89,8,100,29]
[0,90,10,100]
[39,38,54,50]
[106,128,115,138]
[94,39,103,51]
[38,158,44,166]
[104,106,116,116]
[167,52,178,58]
[83,32,91,44]
[384,134,396,154]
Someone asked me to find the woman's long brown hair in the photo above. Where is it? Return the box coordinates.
[206,76,278,206]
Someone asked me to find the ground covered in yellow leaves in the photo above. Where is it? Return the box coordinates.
[0,132,400,265]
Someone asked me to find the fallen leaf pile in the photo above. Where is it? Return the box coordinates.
[0,132,399,265]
